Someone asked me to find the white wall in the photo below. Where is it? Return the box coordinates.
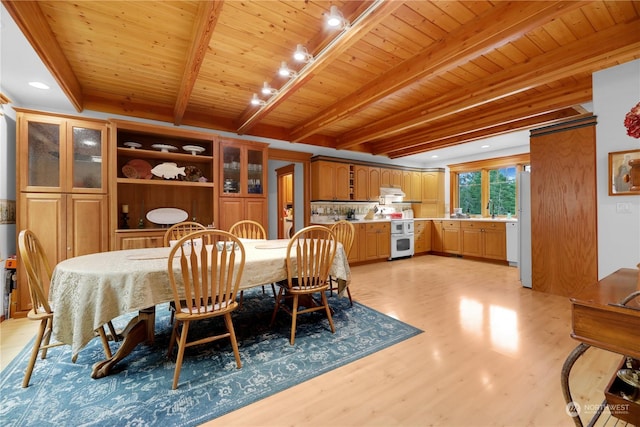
[0,106,17,318]
[593,59,640,278]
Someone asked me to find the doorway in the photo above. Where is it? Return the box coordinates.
[276,164,295,239]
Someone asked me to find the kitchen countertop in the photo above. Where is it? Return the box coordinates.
[310,217,517,225]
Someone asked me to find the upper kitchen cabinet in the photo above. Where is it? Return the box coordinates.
[401,170,422,202]
[380,168,402,188]
[353,165,380,201]
[422,170,444,202]
[218,138,268,232]
[110,119,216,248]
[17,110,107,194]
[311,159,351,201]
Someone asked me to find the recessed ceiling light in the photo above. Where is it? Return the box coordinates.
[481,145,490,148]
[28,81,50,90]
[431,155,439,158]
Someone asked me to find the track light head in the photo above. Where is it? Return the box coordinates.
[326,5,348,29]
[250,93,266,107]
[293,44,313,63]
[278,61,297,78]
[261,82,279,96]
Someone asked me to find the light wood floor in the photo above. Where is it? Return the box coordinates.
[0,255,627,426]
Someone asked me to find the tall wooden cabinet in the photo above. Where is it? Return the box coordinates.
[109,119,216,249]
[218,138,268,232]
[14,109,109,317]
[529,116,598,297]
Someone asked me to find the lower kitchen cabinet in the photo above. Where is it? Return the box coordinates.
[461,221,507,261]
[414,220,432,254]
[442,220,461,254]
[431,220,443,252]
[359,222,390,261]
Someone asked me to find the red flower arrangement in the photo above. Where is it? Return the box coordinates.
[624,101,640,139]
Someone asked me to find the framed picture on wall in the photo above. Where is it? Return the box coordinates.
[609,149,640,195]
[0,199,16,224]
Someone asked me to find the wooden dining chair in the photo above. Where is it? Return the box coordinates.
[329,220,355,306]
[163,221,208,247]
[228,220,274,298]
[270,225,337,345]
[18,229,114,388]
[163,221,208,323]
[166,230,246,389]
[228,220,266,240]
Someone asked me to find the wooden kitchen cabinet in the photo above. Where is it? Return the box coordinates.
[442,220,462,254]
[360,222,390,261]
[380,167,402,188]
[15,109,109,317]
[422,170,444,203]
[353,165,380,201]
[431,220,443,252]
[311,160,351,201]
[414,219,432,254]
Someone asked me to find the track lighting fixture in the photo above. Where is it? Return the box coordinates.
[261,82,279,96]
[278,61,297,78]
[293,44,313,63]
[326,5,349,29]
[250,93,266,107]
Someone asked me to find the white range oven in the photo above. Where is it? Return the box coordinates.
[389,219,414,260]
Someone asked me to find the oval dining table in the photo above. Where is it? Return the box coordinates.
[49,238,350,378]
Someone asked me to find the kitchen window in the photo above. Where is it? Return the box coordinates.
[449,154,530,218]
[488,167,516,217]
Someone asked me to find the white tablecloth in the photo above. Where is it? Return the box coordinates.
[49,239,350,354]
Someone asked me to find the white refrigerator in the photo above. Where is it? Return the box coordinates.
[518,171,532,288]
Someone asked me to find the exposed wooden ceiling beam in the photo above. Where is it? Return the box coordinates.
[172,1,223,126]
[338,19,640,150]
[385,109,582,159]
[288,0,588,142]
[235,0,403,135]
[2,0,84,112]
[375,80,591,156]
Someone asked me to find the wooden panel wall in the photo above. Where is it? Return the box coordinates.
[529,115,598,298]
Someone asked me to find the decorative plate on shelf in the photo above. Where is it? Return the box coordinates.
[183,145,206,155]
[122,159,152,179]
[146,208,189,225]
[151,144,178,153]
[123,142,142,149]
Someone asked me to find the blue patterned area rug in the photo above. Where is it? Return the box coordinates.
[1,288,422,426]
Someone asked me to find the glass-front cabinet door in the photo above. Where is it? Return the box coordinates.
[23,116,63,192]
[220,140,267,197]
[246,148,264,195]
[68,120,107,192]
[222,145,241,195]
[19,113,107,193]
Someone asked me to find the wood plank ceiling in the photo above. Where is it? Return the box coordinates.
[4,1,640,159]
